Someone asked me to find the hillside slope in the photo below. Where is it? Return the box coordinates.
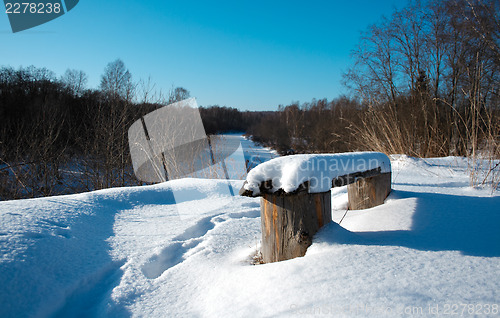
[0,153,499,317]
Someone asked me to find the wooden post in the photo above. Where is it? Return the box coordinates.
[260,190,331,263]
[347,172,391,210]
[240,159,392,263]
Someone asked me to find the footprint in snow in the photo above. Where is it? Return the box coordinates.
[40,218,70,229]
[142,215,221,279]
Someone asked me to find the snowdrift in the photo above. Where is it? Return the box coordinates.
[0,155,499,317]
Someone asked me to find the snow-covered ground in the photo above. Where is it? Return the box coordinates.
[0,142,499,317]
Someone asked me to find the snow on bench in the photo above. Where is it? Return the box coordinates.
[240,152,391,196]
[239,152,392,263]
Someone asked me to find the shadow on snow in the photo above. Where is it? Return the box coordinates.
[317,190,500,257]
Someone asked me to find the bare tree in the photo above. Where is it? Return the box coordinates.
[168,86,190,104]
[61,69,88,96]
[75,59,138,190]
[100,59,134,101]
[137,76,166,105]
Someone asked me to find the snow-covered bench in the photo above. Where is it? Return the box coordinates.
[239,152,391,263]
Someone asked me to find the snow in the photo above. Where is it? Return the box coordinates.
[0,141,499,317]
[243,152,391,195]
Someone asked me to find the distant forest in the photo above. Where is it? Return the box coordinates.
[0,61,266,199]
[1,0,498,199]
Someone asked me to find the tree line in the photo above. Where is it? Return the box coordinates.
[0,61,259,200]
[344,0,499,159]
[250,0,499,187]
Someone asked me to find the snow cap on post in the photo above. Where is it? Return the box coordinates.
[240,152,391,197]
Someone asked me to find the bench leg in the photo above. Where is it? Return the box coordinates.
[260,190,332,263]
[347,172,391,210]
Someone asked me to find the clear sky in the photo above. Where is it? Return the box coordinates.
[1,1,404,111]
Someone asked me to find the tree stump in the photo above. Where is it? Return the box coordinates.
[347,172,391,210]
[260,190,331,263]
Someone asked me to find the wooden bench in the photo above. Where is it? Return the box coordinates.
[239,152,391,263]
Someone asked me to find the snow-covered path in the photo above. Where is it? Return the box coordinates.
[1,145,499,317]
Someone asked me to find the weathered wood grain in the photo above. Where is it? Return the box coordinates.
[260,190,331,263]
[347,172,391,210]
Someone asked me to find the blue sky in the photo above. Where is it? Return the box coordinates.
[1,1,404,111]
